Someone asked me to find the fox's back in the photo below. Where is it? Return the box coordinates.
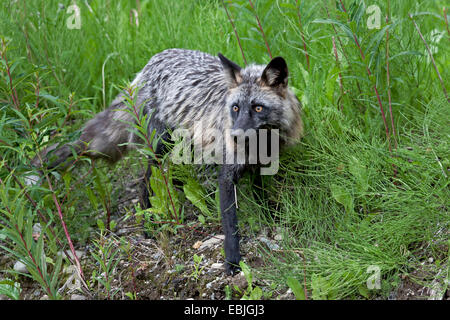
[135,49,230,133]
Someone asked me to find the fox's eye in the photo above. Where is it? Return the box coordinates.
[254,105,263,112]
[232,105,239,112]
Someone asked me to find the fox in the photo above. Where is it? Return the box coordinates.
[32,48,303,275]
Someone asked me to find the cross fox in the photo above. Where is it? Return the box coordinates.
[33,49,303,275]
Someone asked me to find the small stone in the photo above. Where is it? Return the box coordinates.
[24,174,40,186]
[40,295,49,300]
[258,237,280,250]
[274,227,283,241]
[70,294,87,300]
[193,241,202,249]
[57,250,84,260]
[198,235,225,250]
[32,223,42,240]
[211,263,224,270]
[278,289,295,300]
[33,223,42,234]
[13,260,29,274]
[152,252,162,260]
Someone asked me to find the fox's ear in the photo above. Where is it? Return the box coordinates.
[261,57,288,88]
[218,53,242,88]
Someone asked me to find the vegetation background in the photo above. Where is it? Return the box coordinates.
[0,0,448,300]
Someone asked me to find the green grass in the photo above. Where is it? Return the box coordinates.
[0,0,449,299]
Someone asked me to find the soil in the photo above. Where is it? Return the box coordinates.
[2,212,281,300]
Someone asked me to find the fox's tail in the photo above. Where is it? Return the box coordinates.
[32,94,137,170]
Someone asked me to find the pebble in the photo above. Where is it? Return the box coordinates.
[198,235,225,251]
[152,252,162,260]
[274,234,283,241]
[258,237,280,250]
[70,294,87,300]
[13,260,29,274]
[278,289,294,300]
[24,174,40,186]
[57,250,85,260]
[274,228,283,241]
[33,223,42,234]
[210,263,224,270]
[192,241,202,249]
[205,277,221,290]
[33,223,42,240]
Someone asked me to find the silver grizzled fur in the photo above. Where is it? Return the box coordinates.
[33,49,304,275]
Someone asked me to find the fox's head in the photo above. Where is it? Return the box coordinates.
[218,53,302,146]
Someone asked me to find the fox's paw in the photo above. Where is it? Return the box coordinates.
[225,261,241,276]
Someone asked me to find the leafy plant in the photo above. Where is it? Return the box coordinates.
[190,254,205,281]
[310,274,338,300]
[90,233,121,299]
[239,261,263,300]
[0,279,22,300]
[286,276,306,300]
[0,175,63,300]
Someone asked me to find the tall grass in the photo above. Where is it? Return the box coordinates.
[0,0,448,299]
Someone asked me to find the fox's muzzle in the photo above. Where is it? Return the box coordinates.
[230,112,256,137]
